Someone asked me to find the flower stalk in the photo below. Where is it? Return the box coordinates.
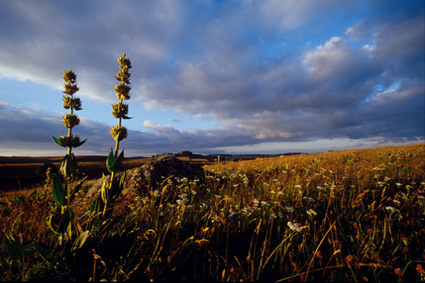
[95,53,132,219]
[49,70,87,245]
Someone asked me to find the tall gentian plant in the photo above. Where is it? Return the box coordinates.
[49,70,87,245]
[95,53,132,218]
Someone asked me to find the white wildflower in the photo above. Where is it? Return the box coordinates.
[287,221,302,232]
[200,203,209,210]
[178,193,188,199]
[385,206,396,213]
[151,190,161,198]
[284,206,294,213]
[303,196,315,202]
[176,198,188,206]
[306,209,317,217]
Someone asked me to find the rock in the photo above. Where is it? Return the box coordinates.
[85,156,205,200]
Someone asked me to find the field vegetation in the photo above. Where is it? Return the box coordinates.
[1,143,424,281]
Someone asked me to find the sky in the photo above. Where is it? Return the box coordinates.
[0,0,424,157]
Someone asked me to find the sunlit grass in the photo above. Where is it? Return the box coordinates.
[1,143,424,281]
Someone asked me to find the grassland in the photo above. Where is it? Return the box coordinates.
[0,143,424,281]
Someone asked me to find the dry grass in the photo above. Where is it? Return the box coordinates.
[1,143,424,281]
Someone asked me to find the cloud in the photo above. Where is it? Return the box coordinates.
[0,0,423,155]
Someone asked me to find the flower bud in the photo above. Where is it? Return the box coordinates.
[110,125,127,142]
[118,53,132,69]
[115,69,131,84]
[63,82,79,96]
[63,96,82,110]
[63,70,77,84]
[112,102,129,118]
[62,113,80,128]
[115,83,131,100]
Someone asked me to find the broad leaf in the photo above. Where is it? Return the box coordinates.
[100,174,109,205]
[52,174,65,206]
[74,138,87,148]
[106,149,125,173]
[72,230,90,251]
[52,136,65,147]
[60,154,77,177]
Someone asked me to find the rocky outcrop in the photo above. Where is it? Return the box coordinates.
[85,156,205,199]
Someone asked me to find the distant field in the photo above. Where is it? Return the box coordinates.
[0,155,151,191]
[1,143,424,281]
[0,155,213,191]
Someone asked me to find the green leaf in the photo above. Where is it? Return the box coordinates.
[52,174,65,206]
[52,136,65,147]
[46,214,61,236]
[90,198,103,216]
[60,154,77,177]
[72,230,90,251]
[122,115,133,119]
[106,149,125,173]
[100,174,109,205]
[109,172,126,201]
[74,138,87,148]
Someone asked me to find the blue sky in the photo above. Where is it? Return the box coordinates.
[0,0,423,157]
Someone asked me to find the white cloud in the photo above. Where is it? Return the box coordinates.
[0,0,423,155]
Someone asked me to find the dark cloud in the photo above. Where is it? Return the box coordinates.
[0,0,423,155]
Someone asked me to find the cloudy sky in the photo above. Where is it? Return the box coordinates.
[0,0,424,157]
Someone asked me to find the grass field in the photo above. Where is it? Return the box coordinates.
[1,143,424,281]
